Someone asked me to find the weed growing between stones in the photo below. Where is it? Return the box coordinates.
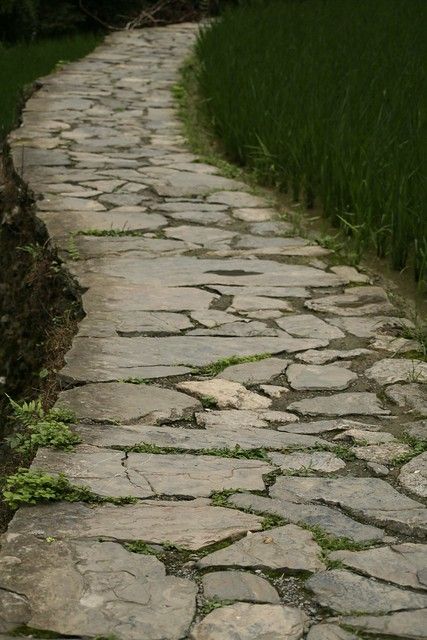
[200,395,218,409]
[122,377,149,384]
[199,599,233,616]
[392,434,427,465]
[261,514,287,530]
[76,228,147,237]
[6,396,80,454]
[195,353,271,377]
[2,468,137,510]
[210,489,238,507]
[66,233,80,260]
[305,524,377,552]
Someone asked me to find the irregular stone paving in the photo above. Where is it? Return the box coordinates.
[1,22,426,640]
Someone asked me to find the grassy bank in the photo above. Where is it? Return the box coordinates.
[0,33,101,139]
[195,0,426,283]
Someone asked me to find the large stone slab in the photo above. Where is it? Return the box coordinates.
[229,493,385,542]
[75,423,328,452]
[399,453,427,498]
[269,451,346,473]
[306,569,427,614]
[286,364,357,391]
[270,476,427,536]
[306,624,357,640]
[305,286,395,316]
[7,499,263,550]
[202,571,280,604]
[142,167,245,196]
[61,336,327,383]
[0,536,196,639]
[57,382,200,423]
[288,392,389,416]
[196,409,298,429]
[189,320,282,337]
[177,379,272,410]
[366,358,427,385]
[198,524,325,572]
[276,314,344,340]
[340,610,427,639]
[277,418,370,435]
[217,357,290,384]
[125,453,272,496]
[296,348,372,365]
[190,603,308,640]
[327,315,411,338]
[330,543,427,590]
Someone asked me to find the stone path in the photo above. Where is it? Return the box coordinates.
[1,23,427,640]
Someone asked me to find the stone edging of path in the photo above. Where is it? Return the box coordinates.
[0,23,426,640]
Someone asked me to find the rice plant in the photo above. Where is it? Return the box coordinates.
[195,0,426,282]
[0,33,101,140]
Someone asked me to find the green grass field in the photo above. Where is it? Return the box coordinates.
[195,0,426,282]
[0,33,101,140]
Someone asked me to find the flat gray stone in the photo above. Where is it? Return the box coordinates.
[229,493,385,542]
[0,536,196,639]
[306,569,427,614]
[370,334,420,353]
[307,624,357,640]
[61,336,327,383]
[143,167,245,197]
[295,348,372,365]
[330,543,427,590]
[191,310,239,328]
[32,446,151,497]
[405,420,427,441]
[198,524,325,572]
[211,285,310,298]
[7,499,263,551]
[286,364,357,391]
[189,321,281,337]
[276,314,344,340]
[233,207,274,221]
[164,225,235,246]
[288,392,389,416]
[340,610,427,639]
[334,428,394,444]
[190,603,308,640]
[202,571,280,604]
[277,419,370,435]
[327,315,409,338]
[126,453,272,496]
[177,379,272,410]
[270,476,427,536]
[39,195,105,211]
[305,286,395,316]
[269,451,346,473]
[75,422,327,452]
[56,382,200,423]
[385,383,427,415]
[230,295,294,312]
[0,589,29,634]
[353,442,411,464]
[366,358,427,385]
[399,453,427,498]
[217,358,289,384]
[207,191,266,207]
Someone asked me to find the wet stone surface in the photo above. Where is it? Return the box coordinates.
[1,21,426,640]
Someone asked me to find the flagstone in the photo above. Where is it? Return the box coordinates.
[286,364,357,391]
[288,392,389,416]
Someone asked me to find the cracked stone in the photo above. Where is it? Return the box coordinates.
[340,609,427,639]
[366,358,427,385]
[305,286,395,316]
[399,453,427,498]
[0,536,196,640]
[125,453,272,496]
[385,383,427,415]
[0,589,30,633]
[189,320,282,337]
[230,295,295,312]
[56,382,200,423]
[306,569,427,614]
[7,499,263,550]
[61,335,328,383]
[202,571,280,604]
[330,543,427,590]
[164,225,235,246]
[217,358,290,385]
[276,314,344,340]
[269,451,346,473]
[229,492,384,542]
[75,422,325,452]
[334,428,394,445]
[370,334,421,353]
[288,392,389,416]
[270,476,427,536]
[286,364,357,391]
[177,379,272,410]
[295,348,372,365]
[198,524,325,572]
[277,419,371,435]
[190,603,308,640]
